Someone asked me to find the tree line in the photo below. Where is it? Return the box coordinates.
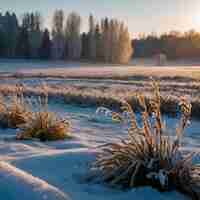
[0,10,133,64]
[133,30,200,59]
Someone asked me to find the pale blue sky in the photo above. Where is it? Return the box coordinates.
[1,0,200,37]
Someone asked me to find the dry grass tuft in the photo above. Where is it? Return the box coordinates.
[16,111,71,141]
[90,81,200,200]
[16,87,71,142]
[0,84,32,128]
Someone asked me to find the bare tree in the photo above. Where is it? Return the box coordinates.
[101,18,110,63]
[29,12,43,58]
[88,14,96,60]
[65,12,82,60]
[51,9,65,59]
[52,9,64,35]
[117,23,133,64]
[100,18,132,64]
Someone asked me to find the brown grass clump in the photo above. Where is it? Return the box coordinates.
[0,84,32,128]
[90,81,200,200]
[16,111,71,141]
[16,87,71,142]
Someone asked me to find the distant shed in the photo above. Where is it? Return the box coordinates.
[154,53,167,66]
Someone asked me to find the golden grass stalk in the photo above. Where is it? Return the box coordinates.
[0,84,33,128]
[16,94,71,142]
[90,81,200,200]
[16,111,71,141]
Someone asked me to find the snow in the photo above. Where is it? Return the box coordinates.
[0,161,70,200]
[1,58,200,72]
[2,59,200,81]
[0,102,198,200]
[15,65,200,81]
[0,60,199,199]
[0,150,189,200]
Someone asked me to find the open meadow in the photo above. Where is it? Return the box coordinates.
[0,61,199,200]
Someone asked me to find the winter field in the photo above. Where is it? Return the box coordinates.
[0,60,200,200]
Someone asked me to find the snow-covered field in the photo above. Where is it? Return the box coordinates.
[0,60,199,200]
[0,101,199,200]
[1,58,200,71]
[1,58,200,77]
[13,65,200,81]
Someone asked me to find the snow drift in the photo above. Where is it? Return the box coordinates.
[0,161,70,200]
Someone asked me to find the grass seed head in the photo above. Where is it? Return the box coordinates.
[91,81,199,200]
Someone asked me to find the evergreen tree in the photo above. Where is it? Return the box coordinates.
[51,9,65,59]
[101,18,110,63]
[30,12,43,58]
[22,12,43,58]
[0,28,7,57]
[94,23,102,61]
[22,13,31,31]
[39,28,51,59]
[3,12,19,57]
[16,27,30,58]
[10,13,19,57]
[65,12,82,60]
[81,32,89,59]
[88,14,96,60]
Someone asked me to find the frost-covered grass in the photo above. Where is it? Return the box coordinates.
[11,65,200,81]
[0,96,199,200]
[0,93,32,129]
[15,92,71,142]
[0,85,71,141]
[1,80,200,117]
[16,111,71,141]
[0,63,199,199]
[90,82,200,200]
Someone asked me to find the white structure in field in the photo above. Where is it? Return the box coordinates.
[155,53,167,66]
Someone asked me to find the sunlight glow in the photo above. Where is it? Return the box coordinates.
[192,13,200,31]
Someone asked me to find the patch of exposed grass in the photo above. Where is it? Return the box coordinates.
[0,85,33,128]
[90,81,200,200]
[16,111,71,141]
[1,80,200,118]
[16,90,71,142]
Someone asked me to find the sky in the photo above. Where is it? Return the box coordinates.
[1,0,200,37]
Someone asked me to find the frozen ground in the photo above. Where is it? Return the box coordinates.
[0,101,199,200]
[0,60,199,199]
[1,59,200,78]
[1,58,200,70]
[13,65,200,81]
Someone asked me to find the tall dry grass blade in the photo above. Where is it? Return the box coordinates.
[175,96,192,145]
[90,80,200,200]
[16,95,71,142]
